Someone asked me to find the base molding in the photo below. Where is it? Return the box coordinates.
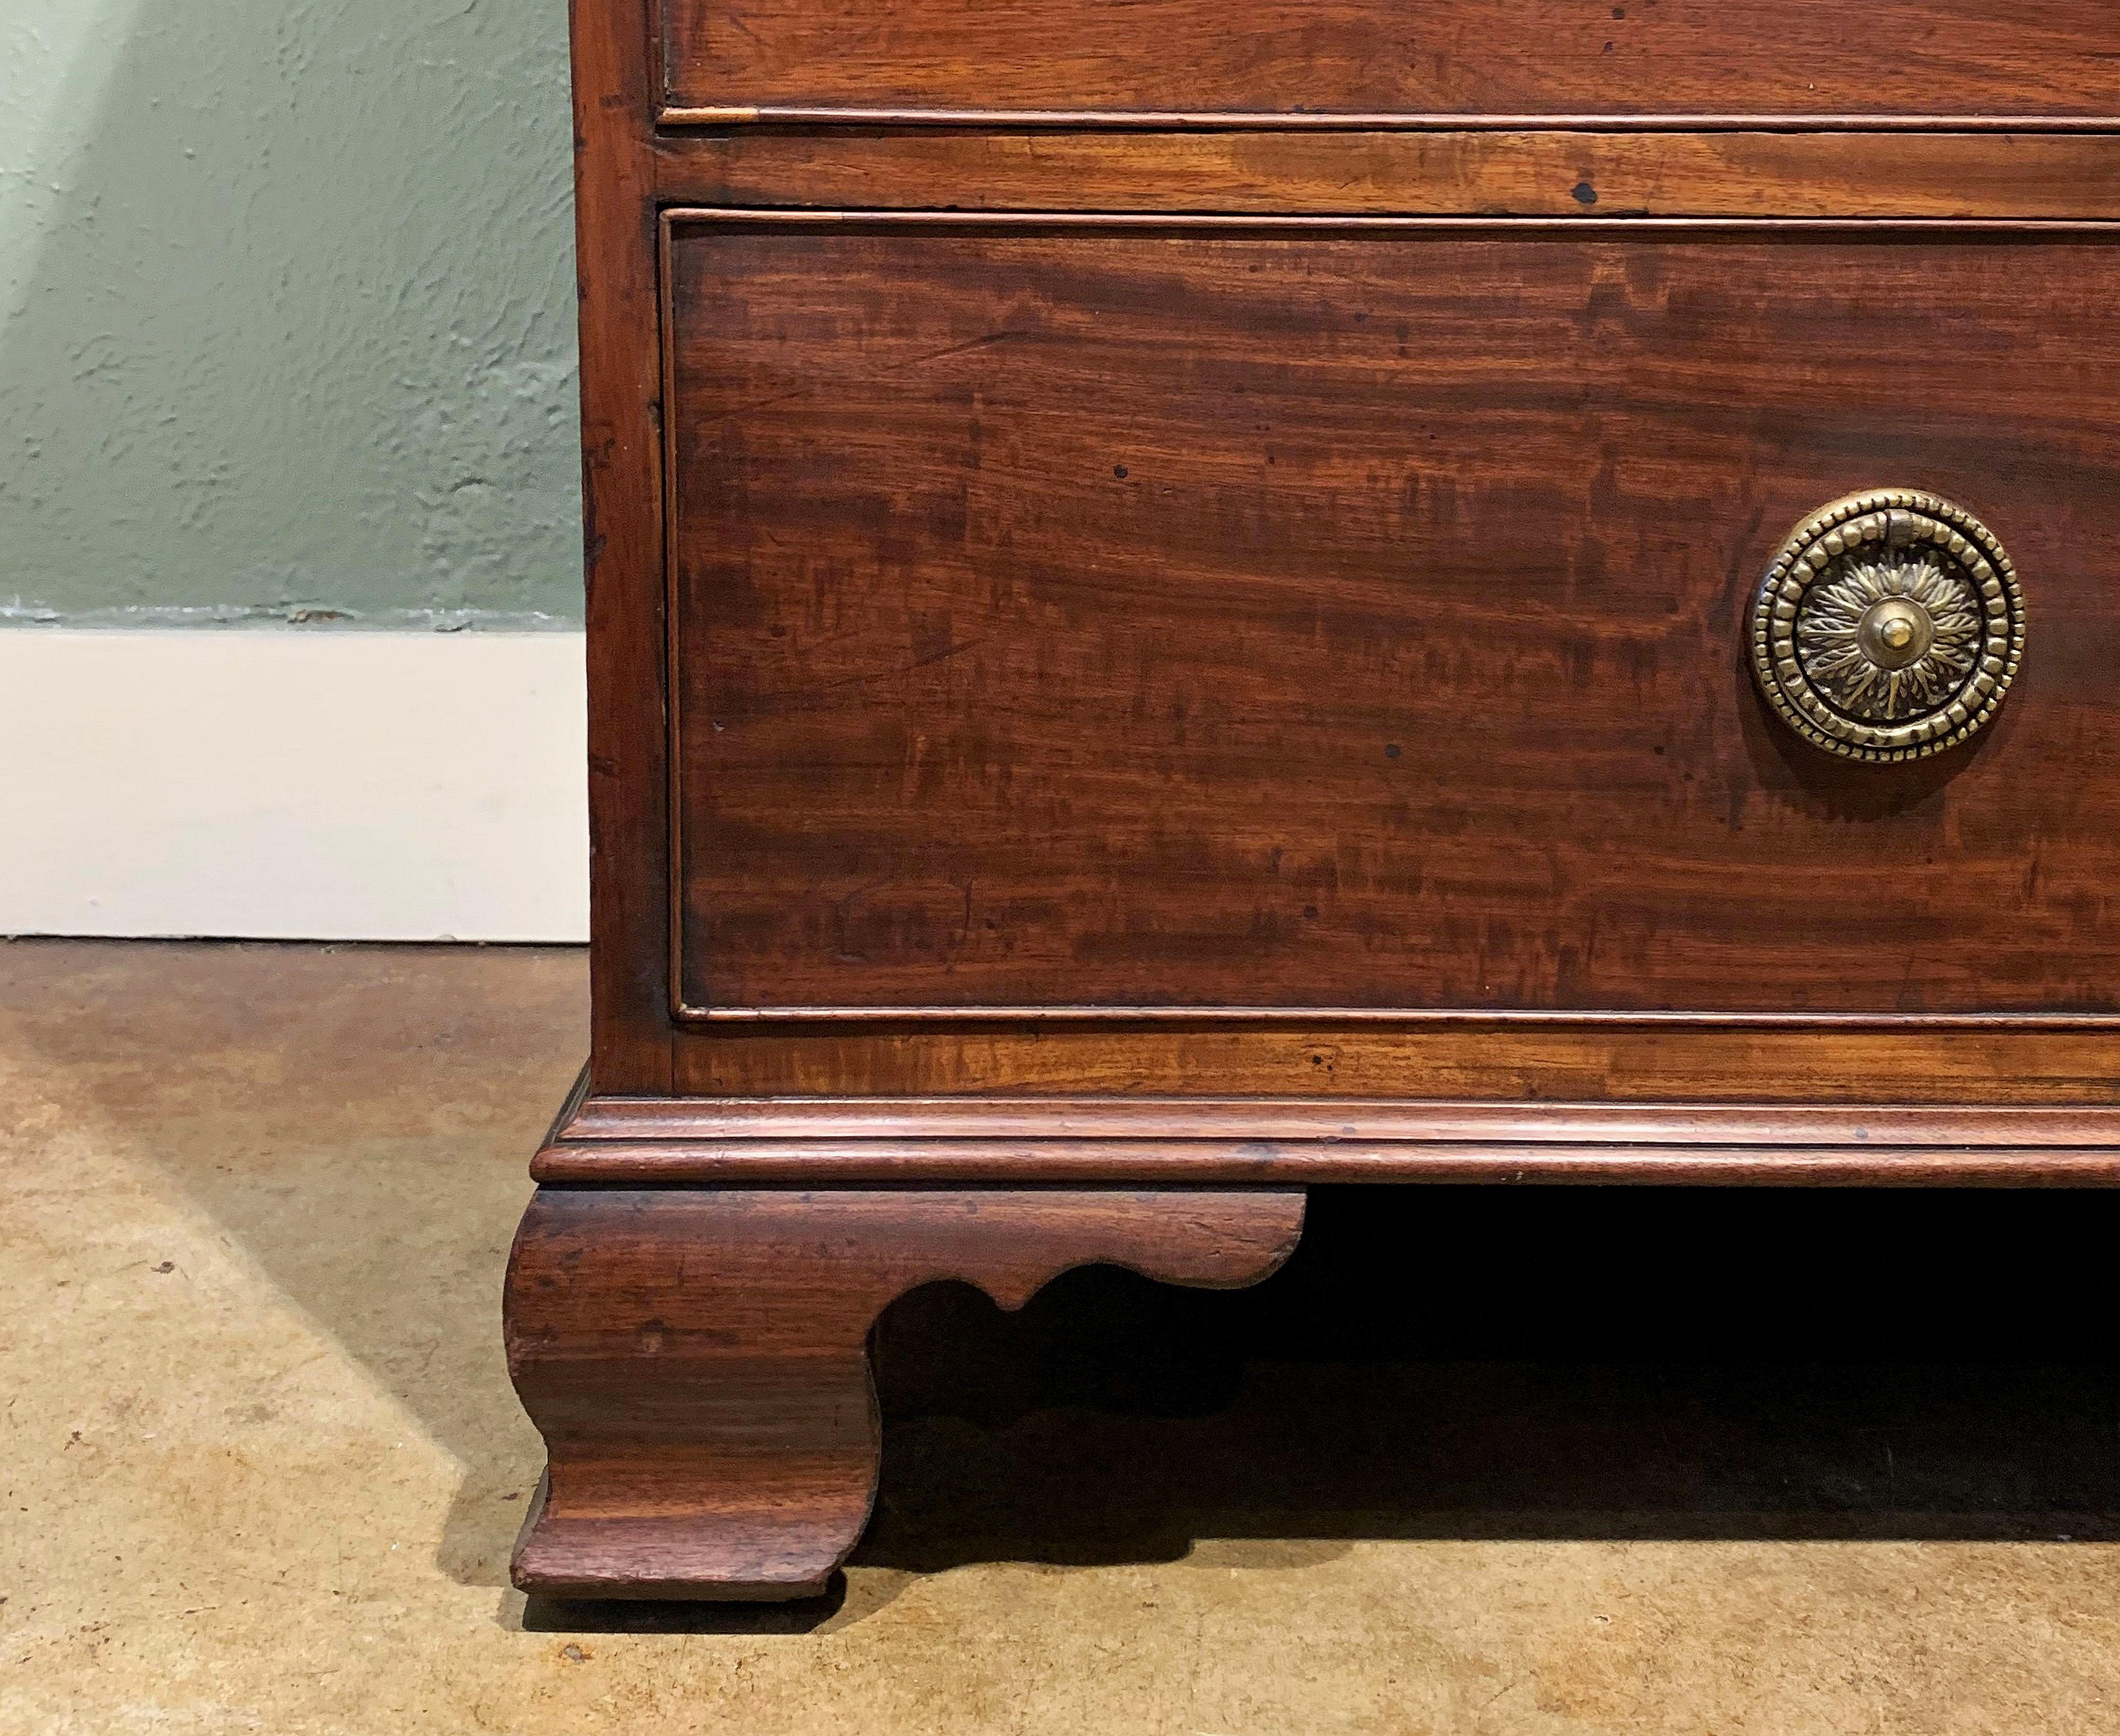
[531,1091,2120,1187]
[506,1084,2120,1597]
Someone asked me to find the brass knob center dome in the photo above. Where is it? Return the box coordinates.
[1861,598,1929,668]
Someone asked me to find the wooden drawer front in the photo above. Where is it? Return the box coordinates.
[658,0,2117,123]
[665,215,2120,1021]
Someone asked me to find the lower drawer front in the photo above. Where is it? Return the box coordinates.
[665,217,2120,1018]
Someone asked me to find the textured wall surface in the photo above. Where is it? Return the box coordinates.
[1,0,583,628]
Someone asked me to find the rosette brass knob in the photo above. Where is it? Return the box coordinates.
[1750,490,2025,763]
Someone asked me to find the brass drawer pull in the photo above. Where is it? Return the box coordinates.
[1750,490,2025,763]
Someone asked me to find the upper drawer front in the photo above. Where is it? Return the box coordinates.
[665,215,2120,1020]
[658,1,2118,122]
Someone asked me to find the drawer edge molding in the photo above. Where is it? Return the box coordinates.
[660,209,2120,234]
[660,109,2120,134]
[659,210,2120,1033]
[669,1007,2120,1029]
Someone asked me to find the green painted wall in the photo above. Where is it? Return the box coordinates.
[2,0,583,629]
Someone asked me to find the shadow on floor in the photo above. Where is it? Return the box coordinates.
[527,1183,2120,1633]
[3,941,586,1594]
[20,938,2114,1633]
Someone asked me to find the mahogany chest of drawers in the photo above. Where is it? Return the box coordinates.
[505,0,2120,1598]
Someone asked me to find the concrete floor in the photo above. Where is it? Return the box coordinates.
[5,939,2120,1733]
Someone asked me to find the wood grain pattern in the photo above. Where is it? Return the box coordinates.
[528,1096,2120,1186]
[657,0,2120,123]
[573,0,675,1092]
[667,214,2120,1021]
[655,128,2120,221]
[505,1186,1305,1597]
[666,1023,2120,1103]
[539,0,2120,1605]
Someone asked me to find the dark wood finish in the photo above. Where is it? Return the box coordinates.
[664,1024,2120,1104]
[656,0,2120,125]
[529,1096,2120,1187]
[656,128,2120,221]
[667,213,2120,1021]
[572,0,676,1092]
[505,1186,1304,1597]
[577,1095,2120,1142]
[539,0,2120,1599]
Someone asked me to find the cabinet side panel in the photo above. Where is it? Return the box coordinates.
[576,0,674,1091]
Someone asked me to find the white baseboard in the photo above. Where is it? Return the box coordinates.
[1,630,589,942]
